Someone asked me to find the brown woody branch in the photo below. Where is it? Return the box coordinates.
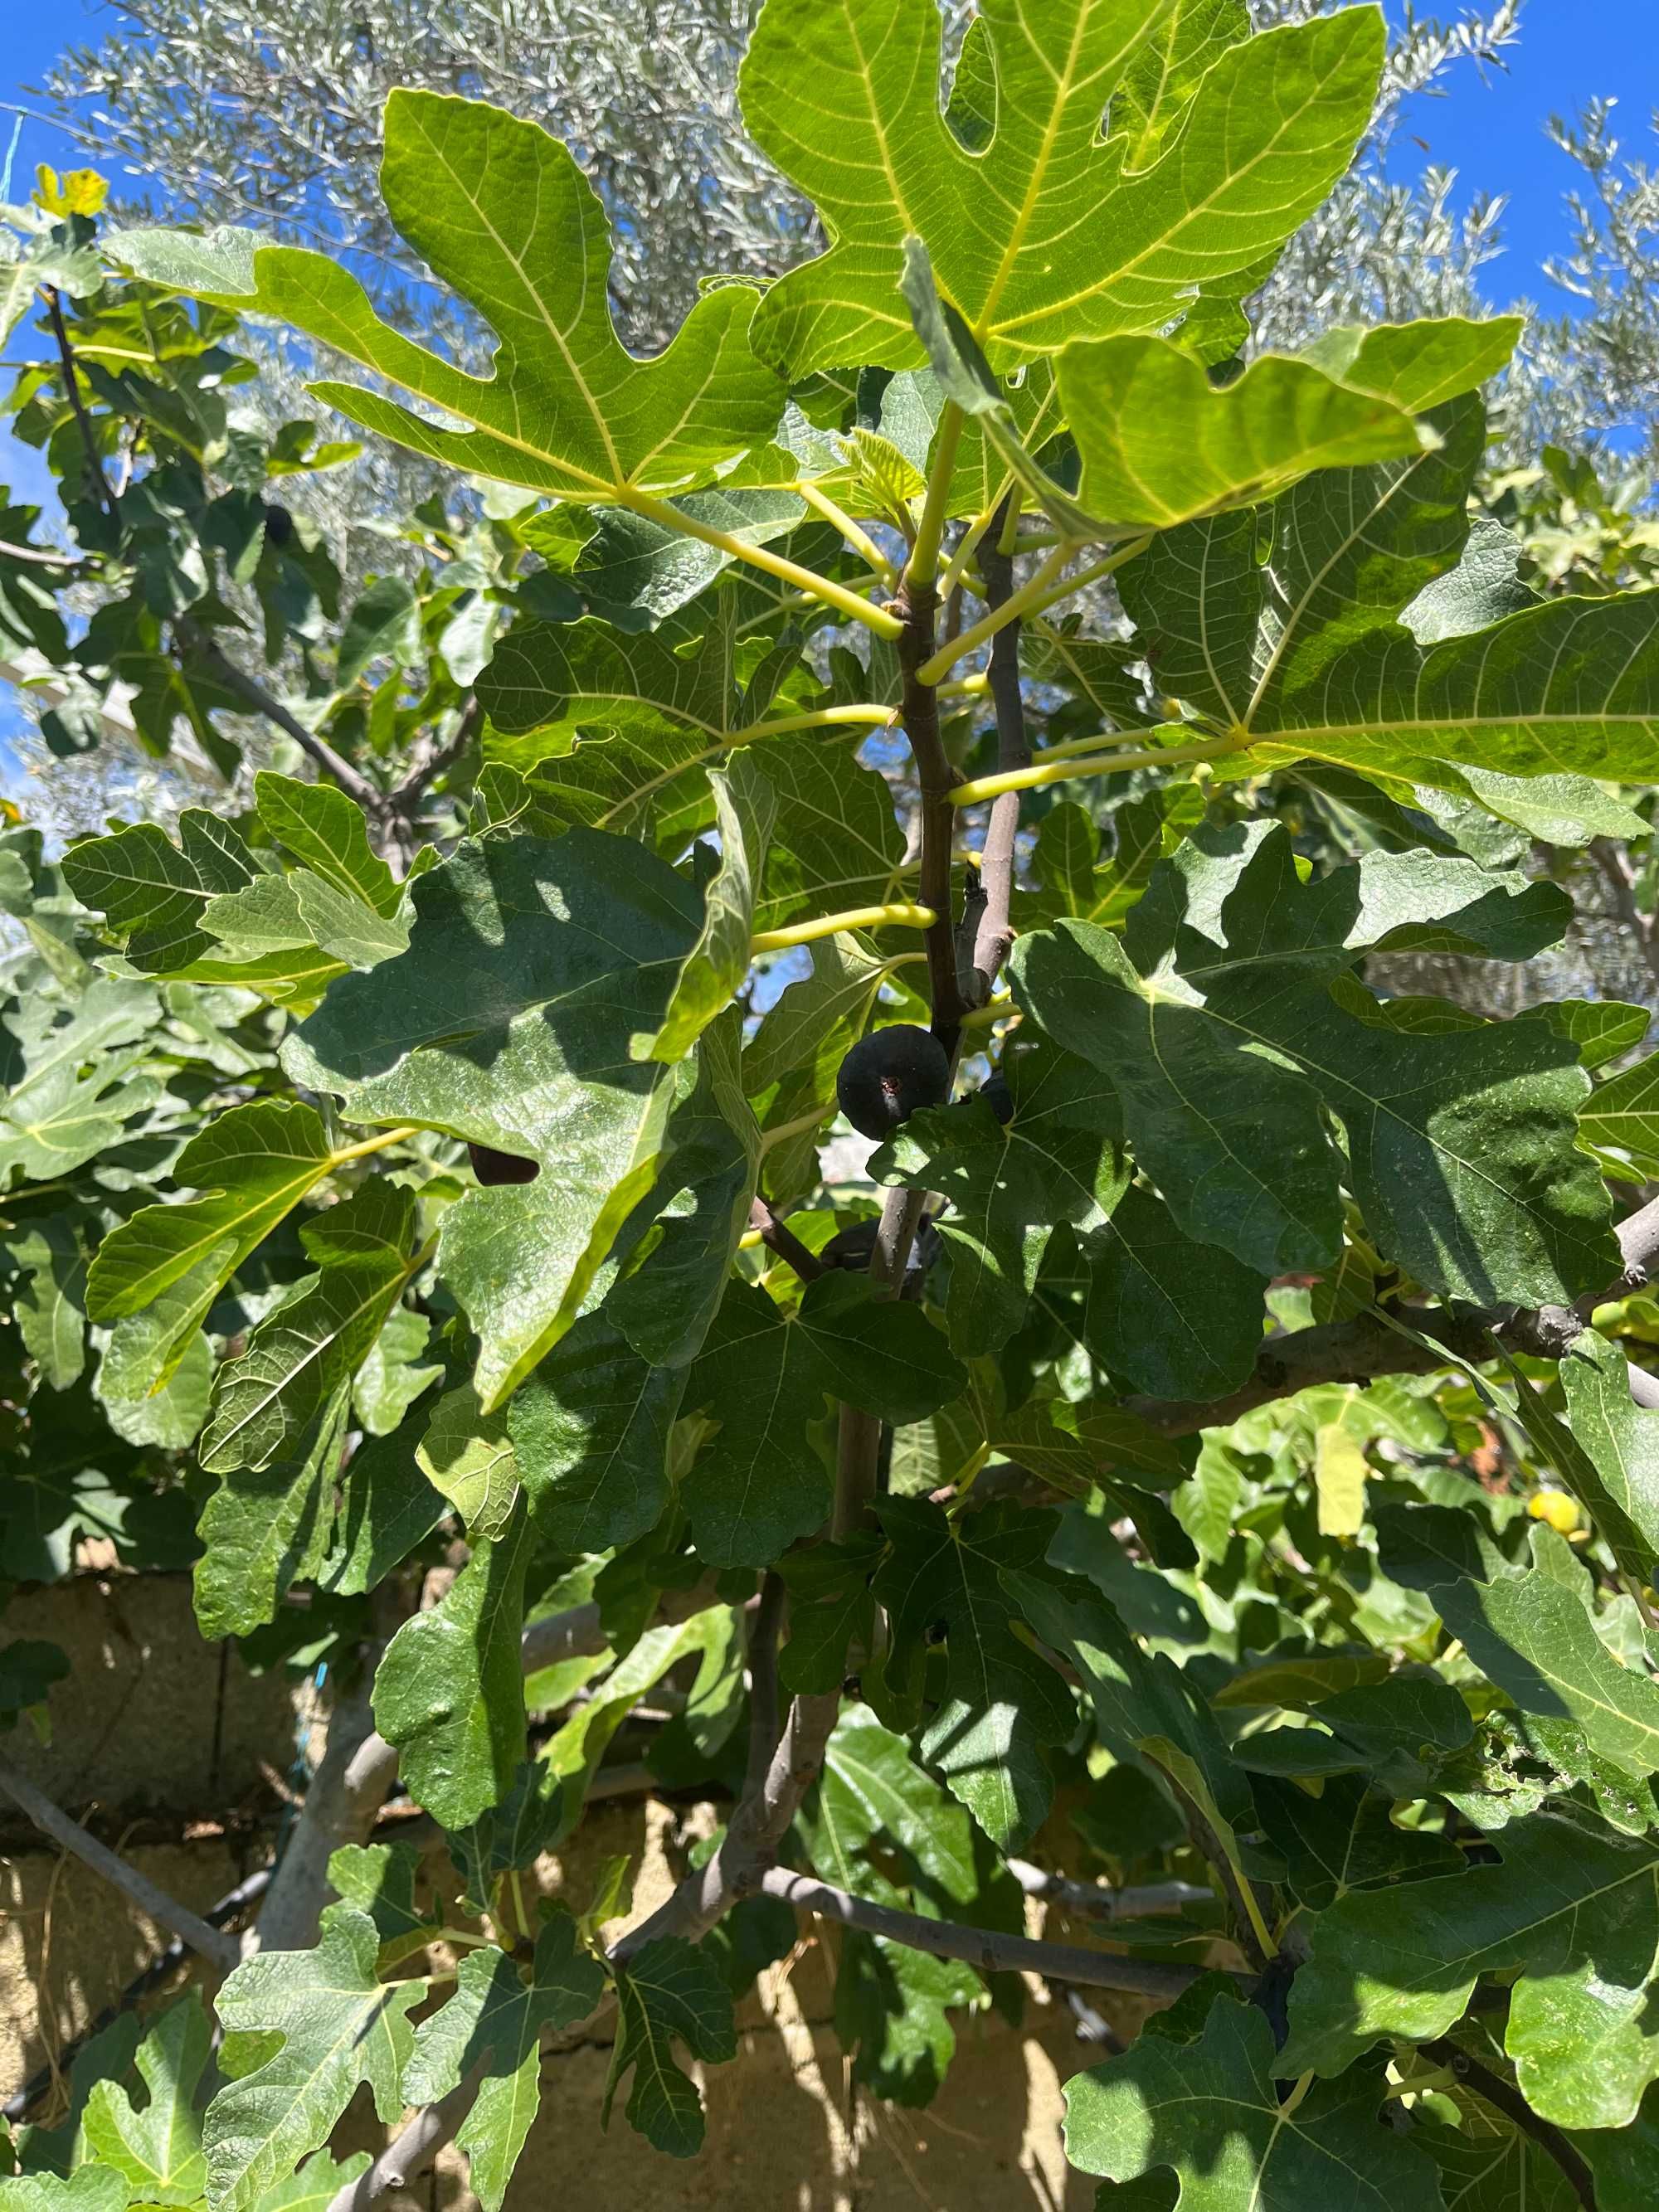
[338,1686,843,2210]
[637,565,995,1971]
[1119,1223,1659,1439]
[178,621,383,814]
[1421,2039,1597,2210]
[324,1855,1214,2210]
[757,1868,1236,2001]
[46,289,115,519]
[1589,836,1659,989]
[1005,1859,1210,1922]
[896,577,966,1047]
[607,555,998,1967]
[0,1757,243,1973]
[747,1195,825,1284]
[293,1594,678,2212]
[386,693,481,814]
[255,1596,610,1952]
[1608,1191,1659,1297]
[962,503,1030,1005]
[323,2068,488,2212]
[834,1181,932,1542]
[1119,1305,1499,1437]
[253,1676,387,1954]
[3,1864,274,2123]
[743,1572,787,1798]
[608,1690,842,1963]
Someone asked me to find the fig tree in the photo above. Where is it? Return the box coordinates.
[835,1024,949,1140]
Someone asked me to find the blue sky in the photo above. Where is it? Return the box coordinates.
[1379,0,1657,296]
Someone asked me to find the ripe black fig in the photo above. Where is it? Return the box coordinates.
[820,1214,940,1281]
[261,500,295,547]
[835,1024,950,1141]
[980,1073,1013,1125]
[820,1218,881,1271]
[467,1141,539,1186]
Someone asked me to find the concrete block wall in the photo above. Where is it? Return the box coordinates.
[2,1578,1127,2209]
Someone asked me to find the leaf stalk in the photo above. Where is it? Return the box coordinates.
[749,902,936,954]
[328,1123,421,1166]
[915,542,1074,684]
[948,732,1243,807]
[796,479,899,586]
[902,401,967,592]
[619,486,902,638]
[918,534,1154,686]
[737,702,898,740]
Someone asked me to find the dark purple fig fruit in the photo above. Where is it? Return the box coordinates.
[820,1218,881,1271]
[835,1024,950,1141]
[261,500,295,547]
[820,1214,940,1284]
[980,1073,1014,1125]
[467,1141,539,1186]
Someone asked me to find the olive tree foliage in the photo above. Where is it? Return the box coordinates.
[38,0,805,352]
[41,0,1521,353]
[1519,99,1659,469]
[6,5,1659,2211]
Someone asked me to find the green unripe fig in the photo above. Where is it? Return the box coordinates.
[467,1140,539,1186]
[835,1024,950,1140]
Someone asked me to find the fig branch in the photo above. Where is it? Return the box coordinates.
[45,285,115,517]
[177,620,387,819]
[747,1196,825,1285]
[601,518,985,1988]
[304,1587,814,2212]
[962,501,1030,1006]
[0,1757,243,1973]
[255,1589,703,1952]
[898,574,968,1048]
[1112,1198,1659,1442]
[743,1572,788,1795]
[607,1689,844,1960]
[757,1869,1245,2001]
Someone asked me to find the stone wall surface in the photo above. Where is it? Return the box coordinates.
[1,1574,302,1814]
[2,1578,1128,2210]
